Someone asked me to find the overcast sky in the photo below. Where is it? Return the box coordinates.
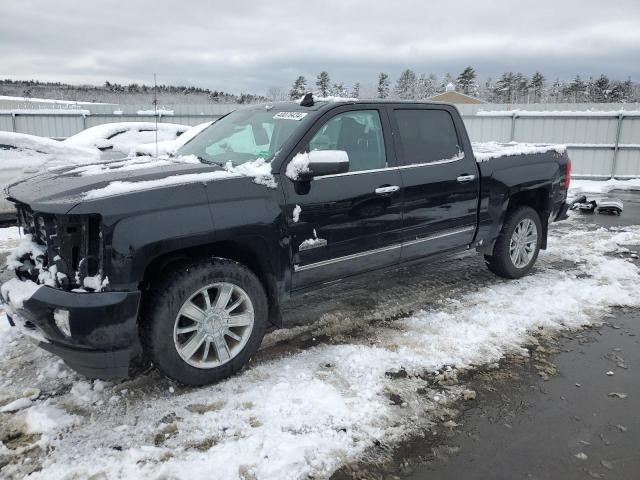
[1,0,639,94]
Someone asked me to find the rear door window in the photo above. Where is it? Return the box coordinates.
[393,109,462,165]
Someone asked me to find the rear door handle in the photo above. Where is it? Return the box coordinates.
[375,185,400,194]
[456,174,476,183]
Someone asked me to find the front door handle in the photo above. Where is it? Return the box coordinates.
[375,185,400,194]
[456,174,476,183]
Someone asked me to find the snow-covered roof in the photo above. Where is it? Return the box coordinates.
[134,121,213,157]
[0,95,112,105]
[0,131,100,170]
[64,122,189,155]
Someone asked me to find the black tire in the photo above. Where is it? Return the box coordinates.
[484,206,542,279]
[140,258,268,385]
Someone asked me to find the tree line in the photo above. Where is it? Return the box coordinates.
[282,68,639,103]
[0,79,267,104]
[2,72,638,106]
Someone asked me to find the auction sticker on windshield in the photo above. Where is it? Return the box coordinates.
[273,112,308,120]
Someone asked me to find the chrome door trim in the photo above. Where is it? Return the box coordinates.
[294,243,401,272]
[402,225,476,247]
[397,154,464,169]
[294,225,476,272]
[312,154,465,180]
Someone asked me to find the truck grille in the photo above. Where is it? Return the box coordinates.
[15,204,103,291]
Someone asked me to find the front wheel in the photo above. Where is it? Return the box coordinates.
[484,206,542,279]
[140,258,268,385]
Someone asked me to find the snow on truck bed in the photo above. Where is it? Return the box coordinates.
[471,141,566,162]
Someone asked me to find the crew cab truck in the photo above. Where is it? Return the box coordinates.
[1,97,571,385]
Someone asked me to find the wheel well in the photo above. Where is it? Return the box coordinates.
[506,188,550,248]
[507,188,549,214]
[140,240,281,325]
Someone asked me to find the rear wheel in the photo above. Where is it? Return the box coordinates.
[140,258,268,385]
[484,206,542,279]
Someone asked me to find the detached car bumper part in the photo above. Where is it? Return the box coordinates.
[1,280,141,378]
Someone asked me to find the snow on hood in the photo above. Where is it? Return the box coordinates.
[472,141,566,162]
[82,158,276,199]
[63,122,189,155]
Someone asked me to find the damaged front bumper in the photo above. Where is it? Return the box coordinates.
[1,279,141,378]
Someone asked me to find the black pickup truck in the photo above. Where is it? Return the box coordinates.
[1,97,571,385]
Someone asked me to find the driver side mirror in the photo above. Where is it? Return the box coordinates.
[293,150,350,181]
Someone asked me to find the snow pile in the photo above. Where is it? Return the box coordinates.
[299,229,326,250]
[297,94,358,104]
[24,402,79,434]
[1,278,41,310]
[83,274,109,292]
[5,234,45,270]
[134,121,213,157]
[83,158,276,199]
[228,158,277,188]
[64,122,188,155]
[3,234,66,288]
[570,178,640,195]
[2,222,640,479]
[0,131,99,169]
[472,141,566,162]
[0,397,32,413]
[292,204,301,223]
[83,171,237,199]
[65,155,200,177]
[285,152,311,180]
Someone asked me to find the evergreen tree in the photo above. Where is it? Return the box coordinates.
[530,72,545,103]
[289,76,307,100]
[351,82,361,98]
[395,69,417,99]
[456,66,477,95]
[377,72,390,98]
[494,72,515,103]
[566,75,587,102]
[591,74,610,102]
[316,71,330,97]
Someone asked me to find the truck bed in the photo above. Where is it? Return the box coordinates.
[472,142,566,162]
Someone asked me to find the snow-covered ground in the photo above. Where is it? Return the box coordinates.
[570,178,640,195]
[0,217,639,479]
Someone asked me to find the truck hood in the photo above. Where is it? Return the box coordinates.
[7,157,225,214]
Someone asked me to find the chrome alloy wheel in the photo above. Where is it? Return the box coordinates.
[173,282,254,369]
[509,218,538,268]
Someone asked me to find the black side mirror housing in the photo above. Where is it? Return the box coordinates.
[297,150,349,181]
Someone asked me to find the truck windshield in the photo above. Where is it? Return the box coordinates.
[176,108,309,166]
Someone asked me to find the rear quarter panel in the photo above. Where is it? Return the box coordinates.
[475,150,568,249]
